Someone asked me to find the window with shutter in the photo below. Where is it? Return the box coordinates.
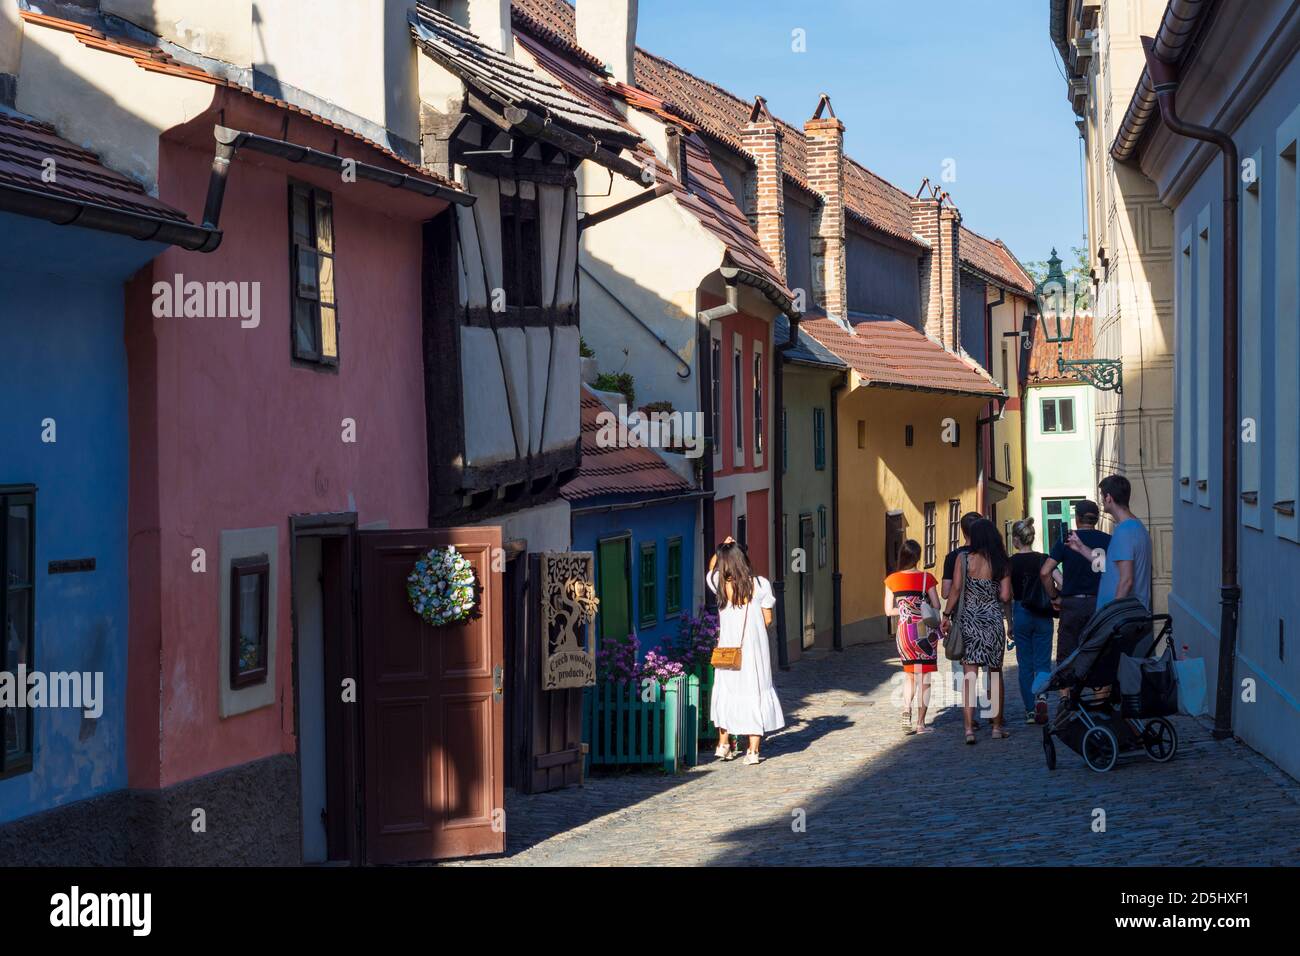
[289,183,338,367]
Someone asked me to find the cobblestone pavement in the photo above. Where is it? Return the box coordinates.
[454,641,1300,866]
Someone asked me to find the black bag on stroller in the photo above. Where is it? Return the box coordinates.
[1118,624,1179,718]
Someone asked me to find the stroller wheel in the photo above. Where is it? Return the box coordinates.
[1142,717,1178,763]
[1082,726,1119,773]
[1042,726,1057,771]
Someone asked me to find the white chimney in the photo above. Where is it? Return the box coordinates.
[441,0,514,56]
[576,0,638,85]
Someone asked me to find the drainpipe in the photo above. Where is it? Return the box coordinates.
[830,371,849,651]
[697,279,740,609]
[984,286,1006,512]
[1143,36,1241,740]
[771,315,801,670]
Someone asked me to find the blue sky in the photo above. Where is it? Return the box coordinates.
[635,0,1085,267]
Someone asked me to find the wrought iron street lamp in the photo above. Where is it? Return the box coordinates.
[1034,248,1123,393]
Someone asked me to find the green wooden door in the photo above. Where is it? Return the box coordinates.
[597,536,632,640]
[1042,497,1083,552]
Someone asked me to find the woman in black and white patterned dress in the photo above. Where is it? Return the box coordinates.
[942,518,1012,745]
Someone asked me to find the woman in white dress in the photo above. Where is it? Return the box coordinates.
[707,538,785,765]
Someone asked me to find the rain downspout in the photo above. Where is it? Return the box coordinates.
[771,314,801,670]
[830,371,849,651]
[697,279,741,609]
[1142,35,1241,741]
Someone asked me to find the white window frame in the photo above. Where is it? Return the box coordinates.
[710,324,723,474]
[733,332,745,463]
[752,339,765,468]
[1195,206,1212,509]
[1178,227,1194,504]
[1276,107,1300,542]
[1243,149,1263,531]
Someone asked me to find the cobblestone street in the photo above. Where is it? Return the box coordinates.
[456,641,1300,866]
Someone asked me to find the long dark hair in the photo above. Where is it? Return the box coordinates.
[714,543,755,609]
[966,518,1010,580]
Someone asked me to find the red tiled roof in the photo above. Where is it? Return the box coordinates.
[20,10,463,193]
[801,314,1005,398]
[0,109,193,222]
[515,29,792,304]
[1027,312,1095,386]
[960,226,1036,295]
[562,389,694,501]
[512,0,1032,273]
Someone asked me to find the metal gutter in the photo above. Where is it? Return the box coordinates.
[1111,0,1218,163]
[719,263,799,320]
[209,125,473,210]
[567,489,712,517]
[0,180,222,252]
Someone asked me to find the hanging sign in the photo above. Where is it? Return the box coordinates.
[540,552,598,690]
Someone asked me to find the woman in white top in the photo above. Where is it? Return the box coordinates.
[707,538,784,765]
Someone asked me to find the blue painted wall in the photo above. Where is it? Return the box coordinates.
[1169,51,1300,781]
[0,213,160,823]
[572,497,698,656]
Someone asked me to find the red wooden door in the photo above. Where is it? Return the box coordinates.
[358,527,504,863]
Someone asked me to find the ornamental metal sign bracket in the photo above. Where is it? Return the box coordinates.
[1057,349,1123,394]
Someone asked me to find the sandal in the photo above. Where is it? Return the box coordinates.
[964,732,977,745]
[991,727,1011,739]
[901,710,914,736]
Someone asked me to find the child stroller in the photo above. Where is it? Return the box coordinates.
[1035,598,1179,773]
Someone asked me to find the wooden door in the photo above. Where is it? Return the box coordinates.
[799,515,816,649]
[358,526,503,863]
[596,535,631,641]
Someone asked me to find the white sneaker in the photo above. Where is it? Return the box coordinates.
[714,743,735,760]
[743,752,761,765]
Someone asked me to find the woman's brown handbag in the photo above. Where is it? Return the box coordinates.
[710,601,747,670]
[710,647,742,670]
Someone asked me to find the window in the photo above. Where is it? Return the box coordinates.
[923,501,937,568]
[1003,443,1011,482]
[1275,117,1299,540]
[289,183,338,366]
[753,343,764,461]
[500,189,543,308]
[813,408,826,470]
[1178,232,1193,502]
[639,543,657,628]
[817,505,828,568]
[1196,210,1211,507]
[1,486,34,779]
[711,334,722,461]
[904,424,914,447]
[737,515,747,548]
[1041,397,1075,434]
[665,538,683,616]
[947,499,961,554]
[1243,150,1263,529]
[230,554,270,689]
[856,419,866,449]
[733,337,744,457]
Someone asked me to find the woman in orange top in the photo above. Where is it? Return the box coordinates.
[885,539,941,735]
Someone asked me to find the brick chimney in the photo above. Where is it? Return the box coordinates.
[911,180,962,351]
[741,96,786,281]
[804,94,847,321]
[576,0,638,85]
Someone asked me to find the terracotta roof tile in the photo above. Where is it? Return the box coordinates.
[801,313,1004,397]
[960,226,1036,295]
[515,29,791,303]
[562,388,694,501]
[511,0,1031,269]
[0,109,192,222]
[1027,312,1095,385]
[20,9,463,193]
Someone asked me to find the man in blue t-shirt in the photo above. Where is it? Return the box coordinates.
[1041,499,1110,665]
[1067,474,1152,613]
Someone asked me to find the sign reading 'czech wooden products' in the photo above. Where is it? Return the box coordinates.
[540,552,598,690]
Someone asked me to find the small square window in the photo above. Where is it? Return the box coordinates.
[230,555,270,689]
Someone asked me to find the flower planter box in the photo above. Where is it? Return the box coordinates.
[583,675,694,773]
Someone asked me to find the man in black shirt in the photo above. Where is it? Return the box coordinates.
[1040,500,1111,666]
[941,512,984,601]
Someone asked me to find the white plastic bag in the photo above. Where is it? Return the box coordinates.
[1173,656,1207,716]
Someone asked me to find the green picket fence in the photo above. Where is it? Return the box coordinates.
[583,667,718,772]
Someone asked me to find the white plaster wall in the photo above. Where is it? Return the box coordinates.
[0,1,23,77]
[473,498,571,553]
[16,24,217,193]
[462,327,518,466]
[576,149,721,418]
[102,0,254,66]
